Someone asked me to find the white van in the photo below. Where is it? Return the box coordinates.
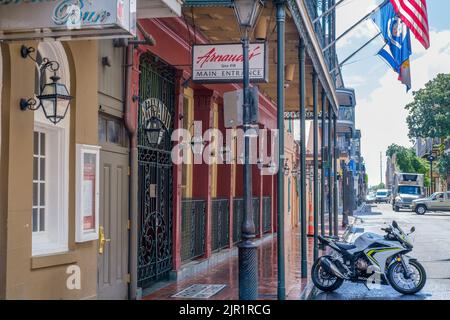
[375,189,390,203]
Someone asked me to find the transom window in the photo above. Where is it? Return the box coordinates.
[98,113,127,147]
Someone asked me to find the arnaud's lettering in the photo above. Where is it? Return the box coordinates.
[141,98,172,131]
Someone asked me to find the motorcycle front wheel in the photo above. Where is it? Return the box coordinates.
[311,256,344,292]
[387,260,426,294]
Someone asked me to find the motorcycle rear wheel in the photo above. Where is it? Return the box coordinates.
[387,260,426,294]
[311,256,344,292]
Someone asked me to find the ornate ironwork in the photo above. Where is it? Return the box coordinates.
[181,199,206,261]
[137,54,175,288]
[233,198,261,244]
[211,199,230,251]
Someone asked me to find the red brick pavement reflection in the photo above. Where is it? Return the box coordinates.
[144,219,346,300]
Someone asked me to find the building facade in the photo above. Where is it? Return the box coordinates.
[1,0,344,300]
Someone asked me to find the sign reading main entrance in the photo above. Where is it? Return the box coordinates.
[192,42,268,83]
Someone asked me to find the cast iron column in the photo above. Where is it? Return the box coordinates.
[276,0,286,300]
[328,101,333,236]
[320,90,326,237]
[333,114,339,236]
[312,72,319,261]
[299,38,308,278]
[239,30,258,301]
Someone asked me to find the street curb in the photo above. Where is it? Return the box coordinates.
[302,216,363,299]
[299,206,368,300]
[299,282,318,300]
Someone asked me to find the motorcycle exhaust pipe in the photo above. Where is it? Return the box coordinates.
[319,257,349,280]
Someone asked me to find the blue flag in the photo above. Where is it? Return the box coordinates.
[372,2,412,91]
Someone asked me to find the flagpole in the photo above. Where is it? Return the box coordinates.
[329,31,382,74]
[322,0,388,54]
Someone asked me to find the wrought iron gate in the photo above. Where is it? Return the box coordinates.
[137,54,175,288]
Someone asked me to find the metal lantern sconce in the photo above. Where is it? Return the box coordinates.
[283,160,290,176]
[221,144,232,161]
[191,135,206,155]
[291,166,300,177]
[20,45,73,125]
[233,0,264,31]
[144,119,165,145]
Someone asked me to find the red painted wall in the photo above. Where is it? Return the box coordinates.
[132,16,279,269]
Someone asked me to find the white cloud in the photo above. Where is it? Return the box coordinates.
[336,0,380,48]
[355,29,450,186]
[344,75,367,88]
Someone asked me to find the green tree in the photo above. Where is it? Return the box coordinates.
[405,74,450,140]
[386,144,430,187]
[373,182,385,190]
[437,153,450,181]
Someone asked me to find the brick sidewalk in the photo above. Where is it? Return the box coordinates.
[143,216,347,300]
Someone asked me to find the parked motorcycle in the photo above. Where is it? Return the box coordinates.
[312,220,426,295]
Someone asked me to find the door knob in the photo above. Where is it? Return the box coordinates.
[99,226,111,254]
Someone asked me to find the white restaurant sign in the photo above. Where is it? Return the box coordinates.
[0,0,136,41]
[192,42,268,83]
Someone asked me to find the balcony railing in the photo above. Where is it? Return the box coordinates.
[181,199,206,262]
[211,198,230,252]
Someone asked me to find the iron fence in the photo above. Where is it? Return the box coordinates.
[252,198,261,237]
[181,199,206,262]
[211,199,230,251]
[262,197,272,233]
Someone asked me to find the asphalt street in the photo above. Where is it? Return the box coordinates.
[310,203,450,300]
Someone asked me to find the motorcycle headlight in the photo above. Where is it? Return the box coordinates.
[400,234,413,248]
[395,196,402,202]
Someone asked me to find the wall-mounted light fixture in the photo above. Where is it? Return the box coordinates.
[283,160,290,176]
[257,159,277,174]
[144,118,165,145]
[20,45,73,125]
[291,166,300,177]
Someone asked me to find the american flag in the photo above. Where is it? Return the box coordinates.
[390,0,430,49]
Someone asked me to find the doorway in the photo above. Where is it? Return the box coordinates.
[97,114,130,300]
[137,54,175,289]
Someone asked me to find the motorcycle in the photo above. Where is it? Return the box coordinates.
[312,220,426,295]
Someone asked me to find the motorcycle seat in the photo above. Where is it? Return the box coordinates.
[335,242,357,251]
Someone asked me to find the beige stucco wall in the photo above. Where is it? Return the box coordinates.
[0,40,99,299]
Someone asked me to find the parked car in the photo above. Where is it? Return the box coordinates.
[392,185,424,212]
[365,193,376,204]
[412,192,450,215]
[375,189,390,203]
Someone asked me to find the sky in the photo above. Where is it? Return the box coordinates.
[335,0,450,186]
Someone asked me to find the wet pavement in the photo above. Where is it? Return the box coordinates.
[310,204,450,300]
[144,215,346,300]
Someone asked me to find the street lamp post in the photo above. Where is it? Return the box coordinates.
[233,0,263,300]
[428,154,436,194]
